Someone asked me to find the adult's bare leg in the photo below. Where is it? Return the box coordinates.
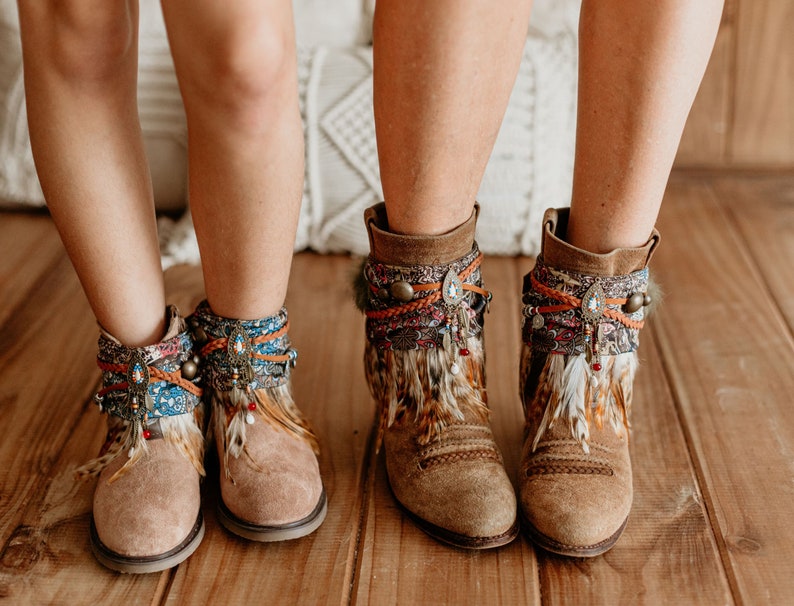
[362,1,533,550]
[567,0,725,252]
[373,0,532,235]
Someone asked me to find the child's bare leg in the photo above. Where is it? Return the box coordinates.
[161,0,325,542]
[161,0,303,319]
[18,0,165,346]
[567,0,725,252]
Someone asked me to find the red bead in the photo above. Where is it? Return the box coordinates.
[459,348,470,356]
[142,429,151,440]
[247,402,257,411]
[592,363,602,371]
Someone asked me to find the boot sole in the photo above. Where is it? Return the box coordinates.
[389,477,519,550]
[401,504,519,550]
[522,512,628,557]
[90,512,205,574]
[217,489,327,542]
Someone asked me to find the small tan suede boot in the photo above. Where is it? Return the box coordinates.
[77,306,206,573]
[190,302,326,541]
[519,208,660,556]
[358,203,518,549]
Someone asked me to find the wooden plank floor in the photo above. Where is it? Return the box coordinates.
[0,172,792,605]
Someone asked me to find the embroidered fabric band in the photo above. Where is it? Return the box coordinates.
[95,330,202,423]
[521,256,649,357]
[364,246,490,351]
[192,300,297,392]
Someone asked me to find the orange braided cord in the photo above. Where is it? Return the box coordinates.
[200,321,290,357]
[529,274,645,330]
[365,253,485,320]
[96,361,203,397]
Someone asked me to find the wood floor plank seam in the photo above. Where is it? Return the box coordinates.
[345,417,380,606]
[718,188,794,344]
[647,323,740,606]
[649,175,794,604]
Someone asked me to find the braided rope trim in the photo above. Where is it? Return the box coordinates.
[97,361,203,397]
[200,321,292,363]
[529,273,645,331]
[365,253,486,321]
[94,329,202,423]
[192,302,297,392]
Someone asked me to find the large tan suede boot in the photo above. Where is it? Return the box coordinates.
[78,306,206,573]
[191,302,326,541]
[519,208,660,556]
[358,203,518,549]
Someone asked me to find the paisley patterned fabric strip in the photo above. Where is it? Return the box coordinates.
[521,256,648,356]
[192,301,296,391]
[97,330,200,421]
[364,246,488,351]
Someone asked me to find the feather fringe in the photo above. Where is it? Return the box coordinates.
[523,346,638,454]
[210,383,319,484]
[365,337,489,450]
[75,408,206,483]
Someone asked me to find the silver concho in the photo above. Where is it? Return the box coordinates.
[442,270,464,308]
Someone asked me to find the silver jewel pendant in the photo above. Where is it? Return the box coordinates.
[442,270,464,308]
[581,280,606,324]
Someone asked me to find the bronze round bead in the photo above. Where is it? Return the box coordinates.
[643,293,653,307]
[624,292,645,314]
[192,354,201,365]
[181,360,198,380]
[193,326,208,344]
[390,280,415,303]
[377,287,391,301]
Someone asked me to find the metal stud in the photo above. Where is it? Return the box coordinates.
[643,293,653,307]
[624,292,645,314]
[181,359,198,380]
[377,287,390,301]
[390,280,415,302]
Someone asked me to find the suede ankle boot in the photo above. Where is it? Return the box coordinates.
[358,203,518,549]
[77,306,206,573]
[519,208,660,556]
[190,302,326,541]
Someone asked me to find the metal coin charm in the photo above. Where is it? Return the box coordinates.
[532,313,545,330]
[390,280,415,303]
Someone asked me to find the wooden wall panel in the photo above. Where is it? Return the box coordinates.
[730,0,794,165]
[677,0,794,168]
[676,0,735,167]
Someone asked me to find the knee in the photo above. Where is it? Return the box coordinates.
[23,1,136,83]
[178,21,296,129]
